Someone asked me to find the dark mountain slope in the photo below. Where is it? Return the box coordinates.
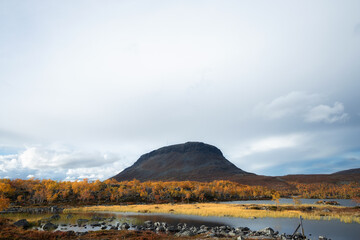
[332,168,360,175]
[112,142,360,189]
[112,142,253,182]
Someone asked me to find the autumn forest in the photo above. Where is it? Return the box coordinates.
[1,178,359,211]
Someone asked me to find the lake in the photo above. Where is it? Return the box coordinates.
[2,210,359,240]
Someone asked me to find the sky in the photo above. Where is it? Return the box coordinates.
[1,0,360,181]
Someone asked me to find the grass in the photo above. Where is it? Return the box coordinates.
[65,203,360,224]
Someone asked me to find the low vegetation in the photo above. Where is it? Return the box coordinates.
[66,203,360,224]
[1,178,359,211]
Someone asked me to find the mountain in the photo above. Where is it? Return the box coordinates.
[112,142,253,182]
[332,168,360,175]
[112,142,360,189]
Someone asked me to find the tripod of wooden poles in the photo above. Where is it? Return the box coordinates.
[291,216,305,238]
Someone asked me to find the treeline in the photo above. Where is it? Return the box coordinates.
[0,178,359,210]
[287,182,360,199]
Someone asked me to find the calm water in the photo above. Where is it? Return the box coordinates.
[221,198,359,207]
[107,212,359,240]
[3,211,359,240]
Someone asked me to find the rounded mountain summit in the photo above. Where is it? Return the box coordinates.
[112,142,253,182]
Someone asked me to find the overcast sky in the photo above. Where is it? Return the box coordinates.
[1,0,360,181]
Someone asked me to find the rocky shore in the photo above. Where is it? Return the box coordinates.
[1,205,63,214]
[12,215,331,240]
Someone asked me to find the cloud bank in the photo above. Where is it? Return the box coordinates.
[1,0,360,179]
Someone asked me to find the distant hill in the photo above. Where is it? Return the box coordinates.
[332,168,360,175]
[112,142,360,189]
[112,142,253,182]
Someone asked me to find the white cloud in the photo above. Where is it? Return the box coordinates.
[254,91,322,119]
[0,145,125,180]
[304,102,349,123]
[0,154,20,172]
[234,134,306,158]
[65,162,126,181]
[254,92,349,124]
[1,1,360,179]
[18,146,117,170]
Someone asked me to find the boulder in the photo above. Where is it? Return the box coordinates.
[120,222,130,230]
[43,222,58,231]
[180,230,195,237]
[13,219,30,229]
[90,223,101,227]
[166,225,177,232]
[260,227,275,235]
[144,220,153,226]
[156,226,166,232]
[228,230,237,237]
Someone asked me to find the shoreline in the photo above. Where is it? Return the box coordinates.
[1,216,308,240]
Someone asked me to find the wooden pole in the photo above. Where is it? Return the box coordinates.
[291,215,305,238]
[300,215,305,236]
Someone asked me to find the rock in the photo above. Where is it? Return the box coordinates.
[156,226,166,232]
[144,220,153,227]
[219,225,227,231]
[219,230,228,237]
[66,214,73,219]
[101,226,107,230]
[260,227,275,235]
[90,223,101,227]
[120,222,130,230]
[166,225,177,232]
[43,222,58,231]
[228,230,237,236]
[197,229,207,234]
[13,219,30,229]
[180,230,195,237]
[319,236,328,240]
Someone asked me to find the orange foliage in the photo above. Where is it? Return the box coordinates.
[0,178,359,207]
